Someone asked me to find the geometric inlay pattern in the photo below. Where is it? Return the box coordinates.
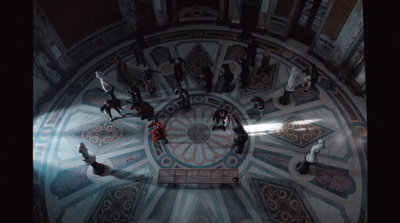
[184,43,214,86]
[254,180,315,223]
[33,28,367,223]
[149,46,172,67]
[311,163,356,198]
[241,64,277,95]
[74,121,129,149]
[153,94,249,169]
[271,116,334,148]
[50,165,92,199]
[89,182,143,223]
[190,205,215,223]
[252,148,292,173]
[292,85,320,106]
[223,44,246,61]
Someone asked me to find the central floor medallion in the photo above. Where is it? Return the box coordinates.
[148,94,250,169]
[187,123,211,143]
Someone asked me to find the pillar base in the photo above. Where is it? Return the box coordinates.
[296,152,318,174]
[91,161,106,175]
[279,89,293,105]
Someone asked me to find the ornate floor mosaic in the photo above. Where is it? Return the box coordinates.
[33,26,367,223]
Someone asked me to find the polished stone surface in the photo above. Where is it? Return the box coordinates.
[33,25,367,223]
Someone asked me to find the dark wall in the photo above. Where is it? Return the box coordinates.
[176,0,218,9]
[39,0,122,48]
[241,0,261,30]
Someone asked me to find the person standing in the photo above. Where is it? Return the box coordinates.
[174,88,191,112]
[147,117,168,144]
[131,42,146,67]
[170,57,186,83]
[95,71,117,100]
[128,85,143,110]
[114,57,130,88]
[256,49,271,74]
[134,23,146,47]
[239,58,249,89]
[212,109,231,131]
[141,69,161,95]
[232,116,248,154]
[198,66,214,93]
[301,63,320,92]
[249,96,265,121]
[219,64,234,92]
[100,99,124,122]
[245,37,259,67]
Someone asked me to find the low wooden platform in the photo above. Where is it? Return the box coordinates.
[158,168,240,184]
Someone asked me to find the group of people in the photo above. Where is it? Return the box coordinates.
[211,109,249,154]
[94,32,321,153]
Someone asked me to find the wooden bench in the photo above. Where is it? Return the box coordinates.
[158,168,240,184]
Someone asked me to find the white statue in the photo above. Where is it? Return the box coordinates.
[78,142,95,165]
[286,66,301,91]
[306,139,325,163]
[95,71,113,92]
[34,51,61,84]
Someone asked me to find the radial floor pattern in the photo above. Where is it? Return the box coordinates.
[33,25,367,223]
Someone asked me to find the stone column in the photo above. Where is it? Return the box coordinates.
[119,0,139,31]
[171,0,178,23]
[33,0,72,72]
[218,0,228,22]
[34,51,62,85]
[328,0,363,72]
[281,0,301,40]
[228,0,242,24]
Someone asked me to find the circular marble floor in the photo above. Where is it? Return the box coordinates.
[33,26,367,223]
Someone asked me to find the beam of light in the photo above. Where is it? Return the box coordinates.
[247,132,268,136]
[243,119,322,136]
[290,119,322,125]
[243,122,283,133]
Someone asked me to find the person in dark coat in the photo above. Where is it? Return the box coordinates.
[198,66,214,93]
[174,88,191,112]
[100,99,124,122]
[131,42,146,67]
[249,96,265,121]
[232,116,248,154]
[301,63,320,92]
[128,85,143,110]
[170,57,186,83]
[239,58,249,89]
[134,101,154,121]
[212,109,231,131]
[256,49,271,74]
[219,64,234,92]
[147,117,168,144]
[245,37,259,67]
[114,57,130,88]
[134,23,146,47]
[141,69,161,95]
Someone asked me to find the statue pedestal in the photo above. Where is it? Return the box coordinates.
[79,142,106,176]
[83,154,106,175]
[296,152,317,175]
[90,161,106,175]
[279,86,294,105]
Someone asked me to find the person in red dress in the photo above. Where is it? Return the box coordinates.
[147,117,168,144]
